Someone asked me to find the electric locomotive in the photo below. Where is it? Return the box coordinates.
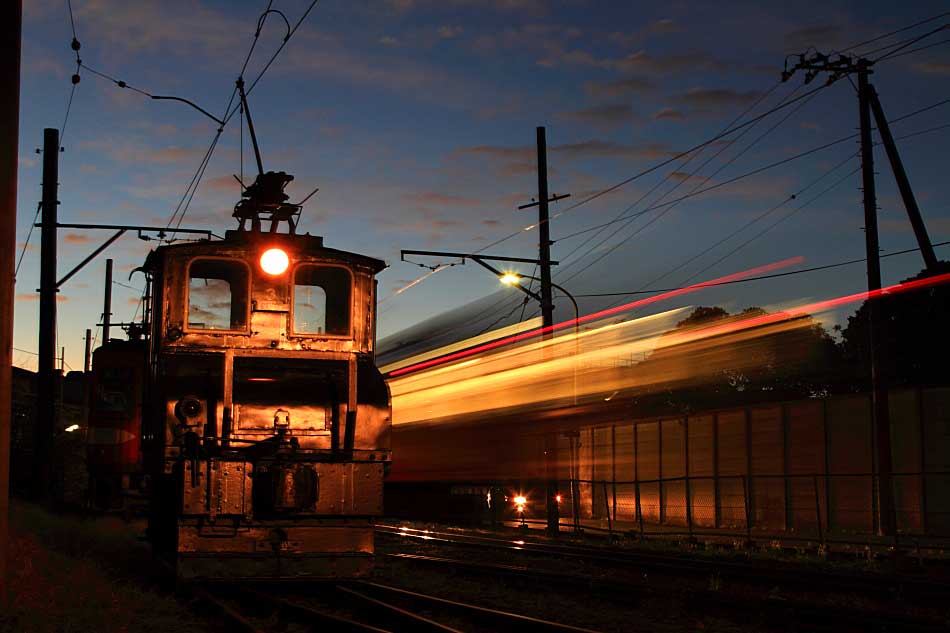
[141,170,391,579]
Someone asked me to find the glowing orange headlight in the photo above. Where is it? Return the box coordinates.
[260,248,289,275]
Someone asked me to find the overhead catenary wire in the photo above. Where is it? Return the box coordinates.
[512,114,949,324]
[871,23,949,62]
[850,24,949,59]
[630,151,859,295]
[875,37,950,63]
[386,82,836,302]
[592,117,949,310]
[556,82,816,286]
[15,203,42,279]
[838,11,949,55]
[557,83,784,270]
[573,240,950,298]
[473,82,837,258]
[164,0,321,235]
[552,95,950,246]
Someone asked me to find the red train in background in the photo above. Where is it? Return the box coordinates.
[86,338,147,512]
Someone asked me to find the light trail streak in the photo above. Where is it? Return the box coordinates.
[389,256,804,377]
[388,272,950,427]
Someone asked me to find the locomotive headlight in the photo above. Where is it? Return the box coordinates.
[513,495,527,506]
[260,248,289,275]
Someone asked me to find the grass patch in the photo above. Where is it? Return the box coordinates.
[0,502,209,633]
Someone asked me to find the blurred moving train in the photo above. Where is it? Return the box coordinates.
[380,275,950,540]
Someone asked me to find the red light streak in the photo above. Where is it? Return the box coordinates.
[671,272,950,343]
[390,257,804,377]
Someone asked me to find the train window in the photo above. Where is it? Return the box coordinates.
[187,259,249,331]
[293,265,351,336]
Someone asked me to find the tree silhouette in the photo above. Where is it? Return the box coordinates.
[839,265,950,388]
[628,305,845,415]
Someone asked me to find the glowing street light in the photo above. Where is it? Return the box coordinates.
[498,272,580,405]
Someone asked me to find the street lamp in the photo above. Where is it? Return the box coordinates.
[501,272,582,534]
[499,272,579,406]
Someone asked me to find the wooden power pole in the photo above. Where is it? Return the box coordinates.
[34,128,59,505]
[518,127,570,537]
[780,52,942,536]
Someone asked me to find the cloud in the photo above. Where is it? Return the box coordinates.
[72,0,246,59]
[437,25,463,39]
[612,50,731,74]
[553,140,672,161]
[404,192,481,207]
[558,104,640,130]
[668,171,706,184]
[282,31,505,111]
[607,18,681,48]
[471,23,582,55]
[654,107,685,121]
[452,140,673,172]
[584,78,656,99]
[377,207,464,243]
[18,156,37,169]
[63,233,94,244]
[783,24,844,51]
[79,140,206,165]
[912,62,950,75]
[386,0,544,11]
[204,175,240,194]
[672,88,763,109]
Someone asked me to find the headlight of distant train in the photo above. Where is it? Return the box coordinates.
[260,248,289,275]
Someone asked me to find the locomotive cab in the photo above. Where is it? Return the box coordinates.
[143,229,390,579]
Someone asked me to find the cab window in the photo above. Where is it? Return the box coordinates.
[187,259,248,331]
[293,265,351,336]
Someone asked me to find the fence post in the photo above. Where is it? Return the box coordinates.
[603,480,613,537]
[813,475,824,549]
[686,475,694,542]
[635,479,644,541]
[742,475,752,546]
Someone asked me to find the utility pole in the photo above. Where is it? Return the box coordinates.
[536,127,554,340]
[518,126,571,537]
[0,0,23,605]
[857,64,895,537]
[84,329,91,373]
[102,258,113,343]
[34,128,59,505]
[779,52,945,536]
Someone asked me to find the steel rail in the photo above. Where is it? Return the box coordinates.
[238,586,393,633]
[378,525,950,603]
[189,586,268,633]
[386,553,950,633]
[354,580,604,633]
[335,584,464,633]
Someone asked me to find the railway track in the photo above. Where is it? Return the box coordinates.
[377,523,950,604]
[385,552,950,632]
[189,579,602,633]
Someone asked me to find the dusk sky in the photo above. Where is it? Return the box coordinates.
[14,0,950,371]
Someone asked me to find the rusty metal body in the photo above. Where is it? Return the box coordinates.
[142,229,390,580]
